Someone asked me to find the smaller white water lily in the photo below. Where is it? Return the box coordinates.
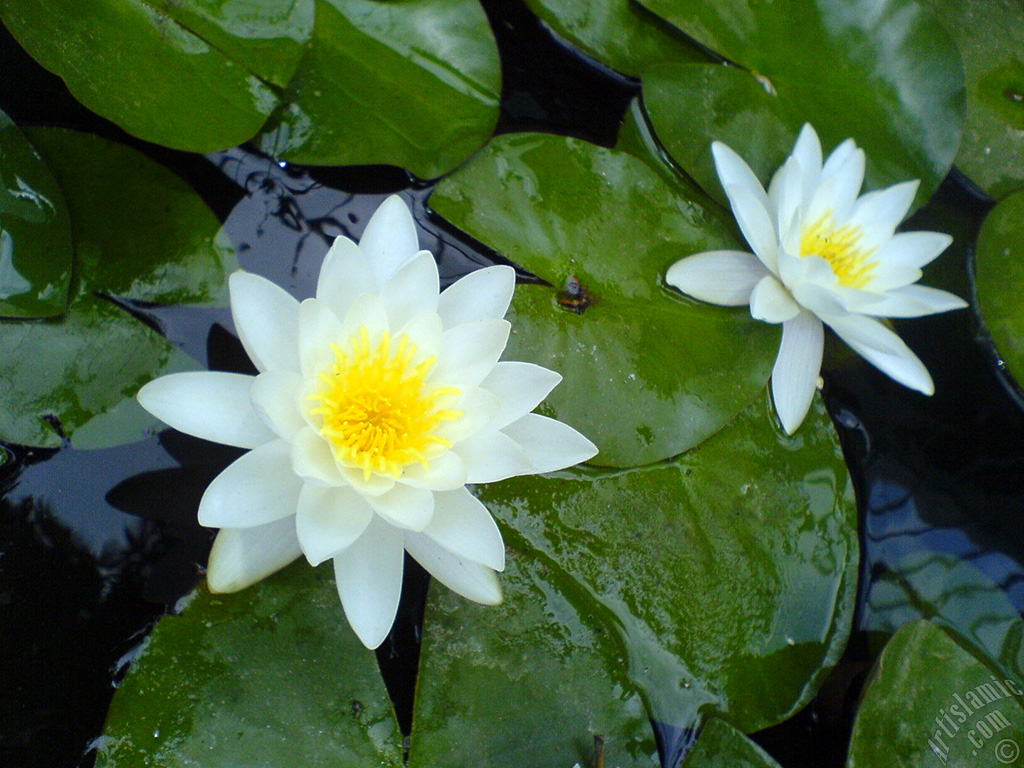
[138,195,597,649]
[666,124,967,434]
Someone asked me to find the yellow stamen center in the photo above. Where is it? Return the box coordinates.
[309,327,462,481]
[800,210,877,288]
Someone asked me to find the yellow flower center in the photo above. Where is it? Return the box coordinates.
[800,210,877,288]
[309,327,462,481]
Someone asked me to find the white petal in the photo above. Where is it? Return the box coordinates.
[423,488,504,570]
[337,292,391,348]
[430,319,510,389]
[333,515,405,649]
[291,426,346,486]
[872,231,953,271]
[206,516,302,593]
[502,413,599,473]
[724,182,779,271]
[138,372,274,449]
[396,311,443,362]
[480,361,562,430]
[316,235,377,318]
[453,429,536,483]
[359,195,420,287]
[437,387,502,444]
[250,371,306,440]
[665,250,769,306]
[438,265,516,327]
[828,314,934,394]
[769,155,804,239]
[399,451,468,491]
[298,298,344,379]
[790,124,823,200]
[381,251,439,331]
[295,484,374,566]
[404,531,502,604]
[367,483,435,531]
[855,284,967,318]
[229,271,301,373]
[749,275,801,324]
[199,440,304,528]
[338,464,396,497]
[824,144,865,222]
[712,140,769,210]
[848,180,919,232]
[771,312,824,434]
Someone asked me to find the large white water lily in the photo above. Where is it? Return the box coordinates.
[138,195,597,649]
[666,124,967,434]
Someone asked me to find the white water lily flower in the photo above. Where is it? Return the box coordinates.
[666,124,967,434]
[138,195,597,649]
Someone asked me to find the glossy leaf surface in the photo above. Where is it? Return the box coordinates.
[921,0,1024,200]
[686,718,783,768]
[848,621,1024,768]
[638,0,964,208]
[524,0,711,78]
[410,549,658,768]
[258,0,500,179]
[96,564,406,768]
[475,393,858,731]
[0,110,72,317]
[431,132,778,466]
[0,0,286,152]
[975,190,1024,389]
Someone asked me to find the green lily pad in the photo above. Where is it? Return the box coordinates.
[524,0,711,78]
[475,392,858,731]
[920,0,1024,201]
[638,0,965,208]
[410,548,658,768]
[686,717,783,768]
[0,110,72,318]
[848,620,1024,768]
[0,128,235,448]
[863,551,1024,689]
[431,132,778,466]
[257,0,500,180]
[975,189,1024,390]
[0,0,291,152]
[95,563,406,768]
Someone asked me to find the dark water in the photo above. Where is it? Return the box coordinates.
[2,3,1022,768]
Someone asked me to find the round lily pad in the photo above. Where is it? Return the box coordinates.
[638,0,965,209]
[0,109,72,318]
[474,392,858,732]
[975,189,1024,392]
[0,0,293,152]
[848,620,1024,768]
[257,0,501,180]
[431,132,778,467]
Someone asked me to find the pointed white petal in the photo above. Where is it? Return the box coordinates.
[769,155,804,239]
[502,413,598,473]
[250,371,306,440]
[855,284,967,318]
[396,311,443,362]
[790,124,823,199]
[206,517,302,593]
[229,271,300,373]
[199,440,304,528]
[712,141,769,209]
[825,145,865,222]
[138,372,274,449]
[337,292,391,350]
[724,182,779,271]
[828,314,934,394]
[295,484,374,566]
[749,275,801,323]
[438,265,516,327]
[848,180,919,232]
[333,516,405,649]
[480,361,562,429]
[771,312,824,434]
[367,484,435,531]
[399,451,468,491]
[437,387,501,444]
[291,426,346,486]
[338,464,395,497]
[423,488,504,570]
[298,298,344,379]
[665,250,769,306]
[404,532,502,604]
[453,429,533,483]
[430,319,510,389]
[316,235,377,318]
[873,231,953,271]
[359,195,419,287]
[381,251,439,331]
